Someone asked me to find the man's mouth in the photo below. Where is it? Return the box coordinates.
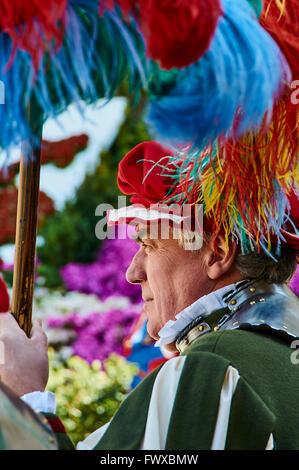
[142,299,154,311]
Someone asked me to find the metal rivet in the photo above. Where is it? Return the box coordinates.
[233,307,238,311]
[258,319,265,323]
[231,299,237,305]
[259,298,265,302]
[250,287,256,293]
[233,321,239,326]
[283,325,288,329]
[184,338,189,345]
[250,300,256,305]
[214,326,219,331]
[198,325,204,332]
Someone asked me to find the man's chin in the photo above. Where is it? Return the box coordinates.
[145,322,160,343]
[163,341,178,354]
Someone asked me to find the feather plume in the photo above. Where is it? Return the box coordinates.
[0,0,68,71]
[0,0,146,161]
[105,0,223,69]
[260,0,299,78]
[161,134,298,255]
[145,0,291,150]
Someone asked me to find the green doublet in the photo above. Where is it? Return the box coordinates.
[95,327,299,450]
[0,281,297,451]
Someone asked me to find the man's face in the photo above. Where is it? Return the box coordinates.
[126,225,213,340]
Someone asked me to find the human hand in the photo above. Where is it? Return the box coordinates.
[0,313,49,396]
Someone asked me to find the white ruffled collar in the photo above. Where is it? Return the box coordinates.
[155,283,237,347]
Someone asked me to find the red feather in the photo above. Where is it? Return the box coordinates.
[260,0,299,78]
[107,0,223,69]
[0,0,68,71]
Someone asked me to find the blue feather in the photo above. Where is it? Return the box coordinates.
[145,0,291,149]
[0,0,146,162]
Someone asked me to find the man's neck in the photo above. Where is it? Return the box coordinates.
[159,282,239,354]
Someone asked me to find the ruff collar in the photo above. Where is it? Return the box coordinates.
[155,283,237,348]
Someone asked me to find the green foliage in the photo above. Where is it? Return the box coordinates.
[37,94,151,288]
[37,210,94,288]
[47,348,138,446]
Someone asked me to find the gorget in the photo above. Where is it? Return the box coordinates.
[176,279,299,353]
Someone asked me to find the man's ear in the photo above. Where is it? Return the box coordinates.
[203,235,239,280]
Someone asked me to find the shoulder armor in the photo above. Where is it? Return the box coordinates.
[221,280,299,341]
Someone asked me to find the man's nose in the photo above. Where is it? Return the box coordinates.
[126,248,147,284]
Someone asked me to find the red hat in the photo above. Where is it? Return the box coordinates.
[117,141,175,207]
[108,141,198,228]
[107,141,299,256]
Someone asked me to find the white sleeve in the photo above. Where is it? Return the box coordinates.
[76,422,111,450]
[210,365,240,449]
[139,355,186,450]
[21,391,57,414]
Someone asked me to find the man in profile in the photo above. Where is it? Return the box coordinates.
[0,141,298,450]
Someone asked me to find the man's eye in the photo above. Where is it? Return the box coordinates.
[141,242,151,250]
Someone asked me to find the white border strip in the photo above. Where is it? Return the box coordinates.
[107,205,186,225]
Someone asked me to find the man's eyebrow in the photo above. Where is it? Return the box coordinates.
[133,228,148,244]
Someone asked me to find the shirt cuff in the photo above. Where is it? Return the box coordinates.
[21,391,57,414]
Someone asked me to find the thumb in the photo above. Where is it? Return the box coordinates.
[30,318,47,345]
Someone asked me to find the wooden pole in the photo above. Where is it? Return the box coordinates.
[11,122,42,337]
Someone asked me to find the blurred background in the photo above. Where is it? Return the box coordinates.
[0,85,170,445]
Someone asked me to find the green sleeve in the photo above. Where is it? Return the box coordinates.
[41,412,75,450]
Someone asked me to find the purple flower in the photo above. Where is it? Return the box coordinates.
[289,266,299,297]
[60,233,141,303]
[47,308,139,363]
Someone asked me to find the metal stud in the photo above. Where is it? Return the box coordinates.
[231,299,237,305]
[214,326,220,332]
[259,298,265,302]
[198,325,204,332]
[233,321,239,326]
[250,300,256,305]
[250,287,256,293]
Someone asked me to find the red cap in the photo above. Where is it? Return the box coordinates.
[117,141,176,206]
[109,141,200,229]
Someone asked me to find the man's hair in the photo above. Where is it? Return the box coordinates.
[235,245,297,284]
[174,228,297,284]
